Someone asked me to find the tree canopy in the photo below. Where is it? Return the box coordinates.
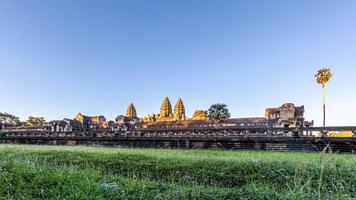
[315,67,332,86]
[26,116,46,127]
[207,103,231,124]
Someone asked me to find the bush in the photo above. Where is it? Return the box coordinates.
[0,131,6,137]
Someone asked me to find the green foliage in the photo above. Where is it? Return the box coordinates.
[0,131,5,137]
[26,116,46,127]
[315,67,332,86]
[207,103,231,123]
[0,145,355,199]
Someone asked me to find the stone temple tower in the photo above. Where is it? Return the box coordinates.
[174,98,186,120]
[126,103,137,118]
[159,96,172,118]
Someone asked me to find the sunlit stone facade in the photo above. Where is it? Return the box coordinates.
[75,113,106,126]
[141,97,189,122]
[132,99,307,128]
[173,98,186,121]
[265,103,305,127]
[191,110,208,120]
[126,103,137,118]
[0,112,20,129]
[157,96,174,121]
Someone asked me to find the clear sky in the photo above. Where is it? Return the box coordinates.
[1,0,355,126]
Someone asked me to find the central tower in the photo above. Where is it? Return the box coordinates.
[126,103,137,118]
[174,98,185,120]
[159,96,173,118]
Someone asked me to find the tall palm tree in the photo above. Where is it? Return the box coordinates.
[315,67,332,127]
[207,103,231,124]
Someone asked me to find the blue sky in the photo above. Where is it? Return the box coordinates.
[0,0,355,126]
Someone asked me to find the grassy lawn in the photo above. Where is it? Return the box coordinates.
[0,144,355,199]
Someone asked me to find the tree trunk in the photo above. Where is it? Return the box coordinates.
[322,84,326,127]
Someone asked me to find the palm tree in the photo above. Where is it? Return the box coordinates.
[315,67,332,127]
[207,103,231,124]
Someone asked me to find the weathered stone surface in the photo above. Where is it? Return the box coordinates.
[137,100,308,128]
[74,113,106,129]
[126,103,137,118]
[0,112,20,128]
[142,96,186,122]
[141,113,157,122]
[173,98,185,121]
[159,96,173,118]
[191,110,207,120]
[264,103,305,127]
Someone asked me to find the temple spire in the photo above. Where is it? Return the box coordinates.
[174,98,185,120]
[159,96,172,117]
[126,103,137,118]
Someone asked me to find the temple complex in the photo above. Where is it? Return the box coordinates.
[138,97,307,127]
[0,97,313,134]
[126,103,137,118]
[141,97,189,122]
[137,98,309,128]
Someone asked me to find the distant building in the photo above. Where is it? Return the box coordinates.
[75,113,106,128]
[173,98,186,121]
[48,118,83,132]
[136,101,311,129]
[0,112,20,129]
[134,98,309,128]
[99,120,116,129]
[265,103,306,127]
[141,97,187,122]
[115,115,139,130]
[159,96,173,120]
[126,103,137,118]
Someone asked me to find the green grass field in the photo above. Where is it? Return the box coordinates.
[0,145,355,199]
